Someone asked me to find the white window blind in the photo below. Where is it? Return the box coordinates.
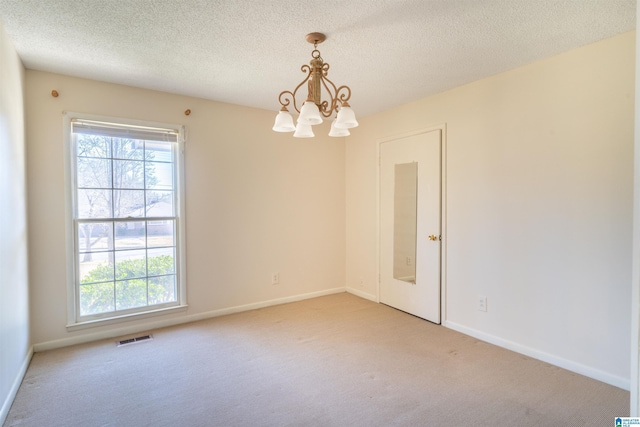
[71,119,178,142]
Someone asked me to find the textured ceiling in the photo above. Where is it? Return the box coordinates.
[0,0,636,117]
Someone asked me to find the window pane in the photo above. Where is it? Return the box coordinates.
[116,279,148,310]
[149,275,176,305]
[80,282,115,315]
[113,138,144,160]
[115,221,146,249]
[113,190,145,218]
[78,189,112,219]
[79,251,114,284]
[146,191,174,217]
[145,141,173,163]
[77,135,111,158]
[113,160,145,189]
[115,249,146,280]
[148,247,175,276]
[77,158,111,188]
[146,161,173,190]
[147,220,174,247]
[77,222,113,252]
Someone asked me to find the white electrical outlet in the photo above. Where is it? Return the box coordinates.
[406,257,412,266]
[359,277,364,288]
[477,295,487,312]
[271,272,280,285]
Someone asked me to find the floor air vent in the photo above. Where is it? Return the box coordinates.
[117,334,153,347]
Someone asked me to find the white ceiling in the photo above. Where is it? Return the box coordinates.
[0,0,635,117]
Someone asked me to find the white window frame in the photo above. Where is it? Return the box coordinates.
[63,112,187,330]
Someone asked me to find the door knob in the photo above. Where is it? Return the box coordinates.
[428,235,439,241]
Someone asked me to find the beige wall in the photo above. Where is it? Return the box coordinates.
[0,20,29,422]
[26,71,346,346]
[346,31,635,388]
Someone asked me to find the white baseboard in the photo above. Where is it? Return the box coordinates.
[1,346,33,426]
[346,287,378,302]
[34,287,347,352]
[444,320,630,391]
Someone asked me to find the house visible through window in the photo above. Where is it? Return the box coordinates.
[66,114,186,325]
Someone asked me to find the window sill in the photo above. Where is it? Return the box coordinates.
[66,304,188,332]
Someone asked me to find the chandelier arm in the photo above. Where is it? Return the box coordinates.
[320,62,330,74]
[319,100,331,118]
[335,85,352,106]
[320,63,333,112]
[318,77,337,117]
[320,73,348,116]
[278,66,313,114]
[278,90,295,110]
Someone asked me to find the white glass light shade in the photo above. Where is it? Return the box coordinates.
[293,123,314,138]
[297,101,323,125]
[272,110,296,132]
[329,120,350,137]
[334,106,358,129]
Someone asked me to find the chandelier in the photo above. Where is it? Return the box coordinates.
[272,32,358,138]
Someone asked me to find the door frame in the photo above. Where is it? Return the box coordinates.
[376,124,448,322]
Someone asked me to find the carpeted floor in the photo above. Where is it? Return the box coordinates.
[4,293,629,426]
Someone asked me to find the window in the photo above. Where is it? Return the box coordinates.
[65,113,186,327]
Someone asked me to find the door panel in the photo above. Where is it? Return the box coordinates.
[379,130,441,323]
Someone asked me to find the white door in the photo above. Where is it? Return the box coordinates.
[379,129,441,323]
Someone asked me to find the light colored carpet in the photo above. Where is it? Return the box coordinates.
[4,293,629,426]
